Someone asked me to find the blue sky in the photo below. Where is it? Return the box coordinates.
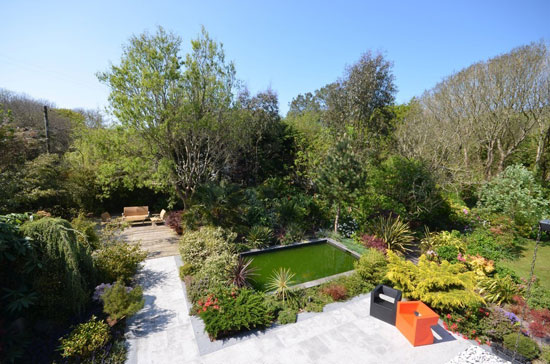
[1,0,549,116]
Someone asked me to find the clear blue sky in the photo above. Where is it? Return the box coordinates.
[1,0,549,116]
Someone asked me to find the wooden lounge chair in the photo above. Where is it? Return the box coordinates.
[122,206,150,224]
[150,209,166,226]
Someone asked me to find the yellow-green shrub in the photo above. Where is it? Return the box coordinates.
[59,316,110,359]
[386,251,483,311]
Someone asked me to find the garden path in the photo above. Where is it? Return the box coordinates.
[125,255,496,364]
[119,224,179,259]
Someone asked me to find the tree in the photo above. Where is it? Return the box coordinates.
[232,89,294,183]
[315,136,365,232]
[478,164,549,226]
[398,42,550,187]
[99,26,239,207]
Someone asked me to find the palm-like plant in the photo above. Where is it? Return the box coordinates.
[228,256,258,288]
[266,267,295,303]
[478,275,518,305]
[369,215,415,255]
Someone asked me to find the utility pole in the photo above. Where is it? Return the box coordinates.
[43,105,50,154]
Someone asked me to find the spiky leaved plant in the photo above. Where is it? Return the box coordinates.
[228,256,257,288]
[369,215,415,255]
[478,275,518,305]
[266,267,295,304]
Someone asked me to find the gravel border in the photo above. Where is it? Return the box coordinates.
[445,345,510,364]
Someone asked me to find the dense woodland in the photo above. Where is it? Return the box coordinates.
[1,27,550,363]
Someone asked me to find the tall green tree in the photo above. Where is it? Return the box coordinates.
[315,135,365,232]
[99,26,239,207]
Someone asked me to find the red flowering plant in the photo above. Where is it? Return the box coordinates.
[196,294,221,314]
[442,306,491,345]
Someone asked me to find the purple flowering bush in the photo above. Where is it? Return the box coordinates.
[480,306,520,342]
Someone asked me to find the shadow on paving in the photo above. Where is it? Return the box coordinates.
[135,268,169,291]
[127,295,176,338]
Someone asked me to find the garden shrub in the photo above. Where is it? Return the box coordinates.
[354,248,388,285]
[436,245,459,263]
[197,287,272,340]
[198,251,237,284]
[321,284,348,301]
[420,230,464,254]
[71,213,100,250]
[365,155,450,226]
[478,164,548,227]
[541,345,550,363]
[179,263,194,279]
[179,226,235,271]
[465,228,513,262]
[165,210,184,234]
[278,308,297,324]
[479,306,519,342]
[494,264,520,283]
[528,285,550,309]
[59,316,110,359]
[338,273,374,296]
[94,242,147,284]
[21,217,95,317]
[443,306,490,344]
[102,281,144,323]
[184,275,213,304]
[358,234,387,253]
[386,251,483,311]
[459,254,495,276]
[503,333,540,360]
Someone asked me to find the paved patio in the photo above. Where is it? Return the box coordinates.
[124,255,486,364]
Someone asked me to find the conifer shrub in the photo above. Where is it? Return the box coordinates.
[436,245,459,263]
[102,281,144,323]
[277,308,297,324]
[71,213,100,250]
[386,251,483,311]
[196,287,272,340]
[354,248,388,285]
[21,217,95,317]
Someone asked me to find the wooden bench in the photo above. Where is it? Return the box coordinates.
[122,206,150,224]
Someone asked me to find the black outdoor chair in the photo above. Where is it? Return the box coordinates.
[370,284,402,326]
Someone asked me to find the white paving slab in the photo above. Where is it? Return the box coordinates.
[126,255,479,364]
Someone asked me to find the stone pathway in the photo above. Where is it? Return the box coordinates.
[125,255,496,364]
[119,225,179,259]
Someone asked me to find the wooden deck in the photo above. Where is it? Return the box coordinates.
[118,224,180,259]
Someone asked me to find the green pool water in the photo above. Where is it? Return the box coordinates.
[243,241,357,291]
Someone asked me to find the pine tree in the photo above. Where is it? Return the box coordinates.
[315,136,365,232]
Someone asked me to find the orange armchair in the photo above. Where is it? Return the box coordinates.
[395,301,439,346]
